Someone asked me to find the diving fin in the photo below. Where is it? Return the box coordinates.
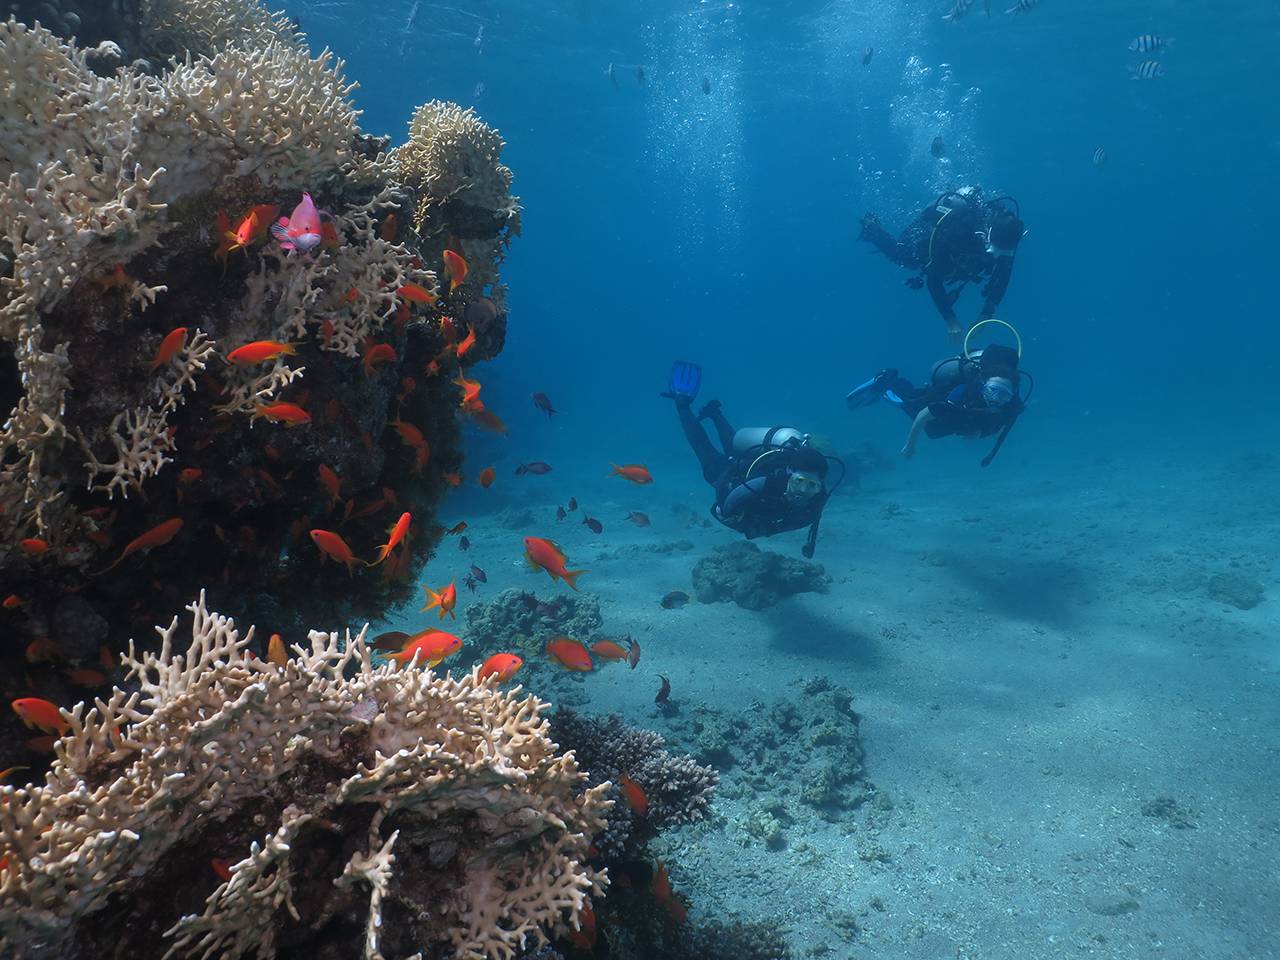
[845,369,897,411]
[662,360,702,401]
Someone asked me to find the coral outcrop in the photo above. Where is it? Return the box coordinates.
[466,589,605,660]
[0,6,520,728]
[690,541,831,610]
[0,593,610,960]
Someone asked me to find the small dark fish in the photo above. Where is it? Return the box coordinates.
[556,506,566,521]
[370,630,410,651]
[515,461,553,476]
[463,574,478,592]
[636,64,646,84]
[626,635,641,669]
[567,497,578,512]
[531,392,557,417]
[701,76,711,94]
[464,297,498,333]
[469,564,487,583]
[517,592,540,611]
[582,516,603,534]
[458,536,471,551]
[625,511,650,527]
[930,135,946,158]
[661,590,690,609]
[862,46,874,66]
[655,674,670,704]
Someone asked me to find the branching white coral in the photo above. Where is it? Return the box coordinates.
[0,593,610,960]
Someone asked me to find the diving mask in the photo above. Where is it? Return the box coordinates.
[982,376,1015,408]
[785,470,822,500]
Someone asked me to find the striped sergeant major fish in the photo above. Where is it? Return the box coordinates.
[1129,60,1165,80]
[1129,34,1173,53]
[943,0,985,22]
[1005,0,1038,13]
[1092,147,1106,167]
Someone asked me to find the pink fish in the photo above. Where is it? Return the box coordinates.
[271,192,324,254]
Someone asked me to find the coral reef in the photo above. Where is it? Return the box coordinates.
[690,542,831,610]
[466,588,605,659]
[0,593,609,960]
[0,6,519,749]
[549,711,717,861]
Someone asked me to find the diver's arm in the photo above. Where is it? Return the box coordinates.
[981,417,1016,467]
[926,269,961,335]
[902,408,933,458]
[802,517,820,559]
[721,476,768,517]
[979,256,1013,318]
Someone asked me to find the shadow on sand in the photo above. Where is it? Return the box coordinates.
[760,599,882,667]
[934,547,1093,627]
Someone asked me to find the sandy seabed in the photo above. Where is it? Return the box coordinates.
[383,434,1280,960]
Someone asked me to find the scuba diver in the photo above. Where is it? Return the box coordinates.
[662,361,843,558]
[858,185,1025,339]
[845,321,1032,467]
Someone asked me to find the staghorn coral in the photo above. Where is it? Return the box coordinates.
[0,592,610,960]
[549,711,717,861]
[138,0,300,63]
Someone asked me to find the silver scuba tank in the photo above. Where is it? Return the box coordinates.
[731,426,808,457]
[930,350,982,389]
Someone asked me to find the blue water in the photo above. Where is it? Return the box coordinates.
[295,2,1280,956]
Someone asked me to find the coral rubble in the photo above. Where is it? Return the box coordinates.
[690,541,832,610]
[0,593,609,960]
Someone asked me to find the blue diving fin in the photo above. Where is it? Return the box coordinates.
[664,360,702,401]
[845,370,896,410]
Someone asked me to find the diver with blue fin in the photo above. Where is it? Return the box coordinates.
[858,186,1024,339]
[845,320,1031,467]
[663,361,843,558]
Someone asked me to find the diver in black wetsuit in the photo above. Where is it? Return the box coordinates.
[858,186,1024,339]
[845,343,1030,467]
[662,362,841,558]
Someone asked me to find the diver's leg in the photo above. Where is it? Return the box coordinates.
[676,399,730,484]
[698,401,737,454]
[887,378,927,419]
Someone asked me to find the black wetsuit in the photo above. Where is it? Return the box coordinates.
[675,400,827,556]
[890,375,1022,440]
[861,193,1016,331]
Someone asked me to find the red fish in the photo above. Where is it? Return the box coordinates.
[369,511,412,567]
[443,471,463,487]
[531,392,557,416]
[389,628,462,668]
[590,640,630,661]
[390,418,429,472]
[96,517,183,574]
[18,538,48,555]
[362,342,396,377]
[468,404,507,434]
[320,220,340,250]
[619,775,648,816]
[179,467,203,483]
[611,463,653,484]
[456,325,477,359]
[3,594,23,609]
[566,905,597,951]
[397,282,437,306]
[213,212,236,261]
[309,529,360,575]
[318,464,342,511]
[394,301,410,334]
[11,698,69,736]
[150,327,189,371]
[524,536,587,589]
[211,858,234,882]
[477,466,495,488]
[420,581,457,619]
[380,213,399,242]
[443,249,468,291]
[252,402,311,427]
[653,861,672,903]
[478,653,523,683]
[546,637,593,672]
[65,668,107,687]
[271,192,324,254]
[454,375,482,409]
[267,632,287,666]
[227,340,296,365]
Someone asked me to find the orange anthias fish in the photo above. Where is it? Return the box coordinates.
[589,640,629,662]
[369,511,412,567]
[309,529,360,575]
[0,766,29,785]
[566,904,597,951]
[252,402,311,427]
[653,861,672,903]
[18,538,48,555]
[443,249,468,291]
[96,517,183,574]
[390,418,429,473]
[478,653,523,683]
[318,464,342,511]
[227,340,297,365]
[213,211,236,261]
[65,668,107,687]
[397,282,438,306]
[453,375,482,409]
[3,594,23,610]
[150,327,189,371]
[468,404,507,435]
[611,463,654,484]
[456,325,478,359]
[619,775,648,816]
[362,342,396,377]
[546,637,593,672]
[95,263,134,292]
[11,698,70,736]
[210,858,234,882]
[420,580,457,619]
[443,471,463,488]
[267,633,287,666]
[523,537,587,590]
[320,220,340,250]
[477,467,495,489]
[379,213,399,242]
[389,628,462,668]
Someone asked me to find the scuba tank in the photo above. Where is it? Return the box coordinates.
[731,426,808,457]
